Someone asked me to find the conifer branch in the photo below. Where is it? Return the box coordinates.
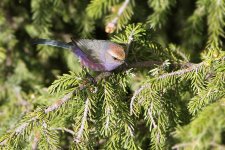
[45,72,113,116]
[1,1,225,149]
[158,62,204,79]
[105,107,111,130]
[207,0,225,47]
[44,92,73,113]
[105,0,131,33]
[53,127,75,135]
[147,0,176,29]
[210,142,225,149]
[0,139,7,146]
[147,103,157,129]
[130,85,149,115]
[125,28,134,56]
[32,131,40,150]
[127,125,134,137]
[130,61,205,117]
[74,98,89,143]
[172,142,194,149]
[15,116,38,134]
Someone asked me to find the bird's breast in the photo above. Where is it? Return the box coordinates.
[73,47,106,71]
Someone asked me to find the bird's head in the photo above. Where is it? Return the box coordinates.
[103,43,125,71]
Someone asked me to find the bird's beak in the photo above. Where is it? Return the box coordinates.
[122,60,128,66]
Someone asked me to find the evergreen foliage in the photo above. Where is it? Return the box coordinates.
[0,0,225,149]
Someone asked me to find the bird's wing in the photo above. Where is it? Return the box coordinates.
[72,39,111,64]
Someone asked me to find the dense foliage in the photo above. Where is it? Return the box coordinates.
[0,0,224,149]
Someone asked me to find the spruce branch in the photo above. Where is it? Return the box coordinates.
[74,98,89,143]
[188,69,225,114]
[207,0,225,47]
[125,27,135,56]
[182,0,207,49]
[130,85,149,115]
[147,0,176,29]
[210,142,225,149]
[45,72,113,115]
[0,115,39,147]
[130,61,204,114]
[105,0,132,33]
[172,142,194,149]
[44,92,73,113]
[147,103,157,129]
[87,0,117,19]
[32,131,40,150]
[15,116,38,135]
[0,139,7,146]
[174,98,225,149]
[53,127,75,135]
[105,107,111,130]
[158,62,204,79]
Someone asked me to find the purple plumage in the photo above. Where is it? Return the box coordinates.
[72,47,105,71]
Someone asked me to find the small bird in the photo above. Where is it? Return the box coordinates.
[33,39,126,71]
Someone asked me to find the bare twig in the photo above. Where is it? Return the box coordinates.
[126,60,162,69]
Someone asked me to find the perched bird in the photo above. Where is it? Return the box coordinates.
[33,39,126,71]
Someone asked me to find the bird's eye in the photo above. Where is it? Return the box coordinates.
[113,56,118,60]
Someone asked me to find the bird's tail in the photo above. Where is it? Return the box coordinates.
[33,39,72,49]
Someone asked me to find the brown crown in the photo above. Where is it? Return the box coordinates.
[108,44,125,61]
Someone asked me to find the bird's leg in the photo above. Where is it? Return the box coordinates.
[85,72,97,85]
[82,67,97,85]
